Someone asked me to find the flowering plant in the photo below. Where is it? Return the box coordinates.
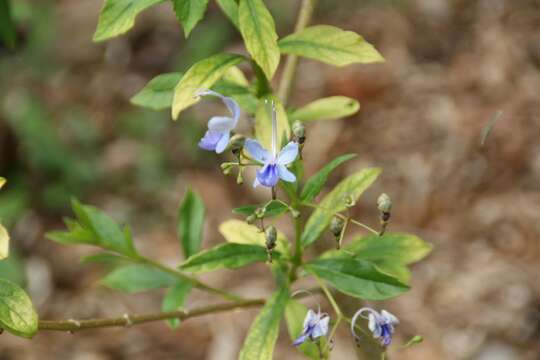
[0,0,431,358]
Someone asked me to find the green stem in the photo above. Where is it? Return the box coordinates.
[302,203,380,236]
[138,256,245,302]
[277,0,317,105]
[313,275,342,317]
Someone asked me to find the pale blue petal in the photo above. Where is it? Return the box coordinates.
[199,130,223,151]
[215,132,230,153]
[303,310,317,330]
[311,316,330,338]
[256,164,279,187]
[208,116,235,132]
[381,310,399,325]
[278,165,296,183]
[276,142,299,165]
[245,139,270,163]
[196,89,240,126]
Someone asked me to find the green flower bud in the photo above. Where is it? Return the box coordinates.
[292,120,305,139]
[246,214,256,224]
[377,193,392,214]
[290,208,301,219]
[330,216,345,238]
[230,134,245,155]
[265,225,277,250]
[344,195,356,208]
[221,162,233,175]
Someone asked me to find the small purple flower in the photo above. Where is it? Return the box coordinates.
[293,309,330,346]
[196,89,240,154]
[244,102,298,188]
[351,308,399,347]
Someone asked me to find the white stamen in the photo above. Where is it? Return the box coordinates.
[271,101,277,159]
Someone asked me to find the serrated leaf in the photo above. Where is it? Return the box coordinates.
[285,300,324,359]
[301,168,381,247]
[131,73,183,110]
[171,53,244,119]
[233,200,288,218]
[162,281,193,328]
[102,264,177,293]
[305,258,409,300]
[0,279,38,338]
[179,243,271,273]
[0,0,16,49]
[219,219,290,257]
[291,96,360,122]
[255,96,291,151]
[278,25,384,66]
[0,224,9,260]
[93,0,166,42]
[178,188,205,259]
[172,0,209,37]
[238,0,280,80]
[239,286,288,360]
[301,154,357,203]
[216,0,239,28]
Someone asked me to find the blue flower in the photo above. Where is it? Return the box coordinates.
[351,308,399,347]
[196,89,240,154]
[293,309,330,346]
[244,101,298,188]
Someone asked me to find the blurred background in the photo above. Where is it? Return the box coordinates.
[1,0,540,359]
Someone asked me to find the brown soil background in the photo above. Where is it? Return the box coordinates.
[1,0,540,359]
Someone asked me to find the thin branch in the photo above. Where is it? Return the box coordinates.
[277,0,317,106]
[38,299,264,332]
[38,288,321,333]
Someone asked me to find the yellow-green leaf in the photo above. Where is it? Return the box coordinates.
[171,53,244,119]
[301,168,381,247]
[0,177,6,190]
[291,96,360,122]
[93,0,166,42]
[255,96,291,150]
[0,224,8,260]
[216,0,239,28]
[239,286,289,360]
[0,279,38,338]
[278,25,384,66]
[219,219,290,257]
[238,0,280,80]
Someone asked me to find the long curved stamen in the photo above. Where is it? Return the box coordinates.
[350,307,377,340]
[271,101,277,159]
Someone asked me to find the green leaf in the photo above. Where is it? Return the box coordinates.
[238,0,280,80]
[172,0,209,37]
[291,96,360,122]
[131,73,183,110]
[178,188,205,259]
[0,0,16,49]
[162,281,193,328]
[216,0,239,28]
[322,233,432,265]
[305,258,409,300]
[372,260,411,284]
[179,243,271,273]
[239,285,289,360]
[93,0,166,42]
[405,335,424,348]
[233,200,288,218]
[285,300,324,359]
[0,224,9,260]
[219,219,290,257]
[301,154,357,203]
[278,25,384,66]
[255,96,291,151]
[301,168,381,247]
[172,53,244,119]
[102,264,177,293]
[0,279,38,338]
[80,252,130,265]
